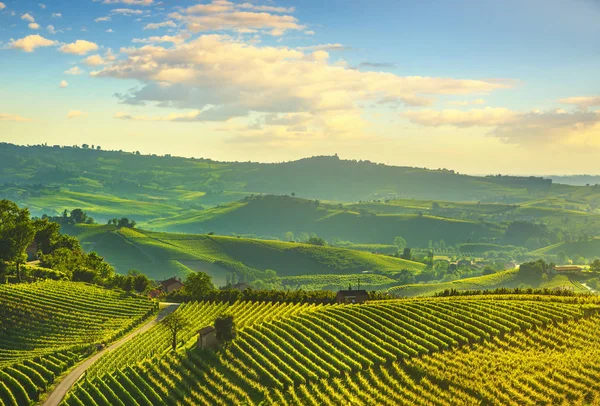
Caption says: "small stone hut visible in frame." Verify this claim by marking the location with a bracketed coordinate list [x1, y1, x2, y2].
[197, 326, 218, 350]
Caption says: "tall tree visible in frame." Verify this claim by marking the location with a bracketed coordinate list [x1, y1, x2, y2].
[162, 311, 189, 351]
[0, 200, 36, 281]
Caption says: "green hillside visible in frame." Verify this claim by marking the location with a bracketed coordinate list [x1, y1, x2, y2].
[64, 225, 426, 285]
[533, 238, 600, 258]
[387, 268, 591, 297]
[144, 195, 503, 247]
[3, 143, 600, 221]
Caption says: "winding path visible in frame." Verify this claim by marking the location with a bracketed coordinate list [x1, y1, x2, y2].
[43, 303, 180, 406]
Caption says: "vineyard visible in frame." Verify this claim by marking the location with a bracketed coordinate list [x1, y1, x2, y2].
[0, 281, 156, 405]
[61, 295, 600, 405]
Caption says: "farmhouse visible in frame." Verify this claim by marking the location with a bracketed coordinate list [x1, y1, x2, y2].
[552, 266, 583, 274]
[336, 289, 369, 304]
[160, 277, 184, 293]
[197, 326, 218, 350]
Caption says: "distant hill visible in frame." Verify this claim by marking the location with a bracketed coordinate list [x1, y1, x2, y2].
[144, 195, 504, 246]
[3, 142, 597, 220]
[64, 224, 425, 284]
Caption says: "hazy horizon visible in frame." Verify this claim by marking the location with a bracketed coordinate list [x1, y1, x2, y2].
[1, 0, 599, 175]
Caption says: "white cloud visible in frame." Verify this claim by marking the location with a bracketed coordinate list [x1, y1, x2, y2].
[132, 34, 189, 45]
[0, 113, 31, 122]
[60, 80, 68, 88]
[559, 96, 600, 110]
[100, 0, 153, 4]
[404, 106, 600, 148]
[59, 40, 99, 55]
[21, 13, 35, 23]
[447, 98, 487, 106]
[0, 2, 6, 10]
[298, 43, 349, 52]
[403, 107, 516, 127]
[92, 35, 508, 140]
[82, 54, 105, 66]
[64, 66, 84, 75]
[238, 3, 295, 13]
[106, 29, 114, 33]
[165, 1, 304, 36]
[111, 8, 144, 15]
[39, 3, 46, 9]
[47, 25, 56, 34]
[143, 20, 177, 30]
[95, 16, 111, 22]
[28, 22, 40, 30]
[67, 110, 88, 119]
[52, 13, 62, 18]
[9, 34, 56, 52]
[304, 30, 315, 35]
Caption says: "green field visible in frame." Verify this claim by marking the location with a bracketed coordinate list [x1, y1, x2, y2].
[387, 269, 591, 297]
[64, 225, 426, 285]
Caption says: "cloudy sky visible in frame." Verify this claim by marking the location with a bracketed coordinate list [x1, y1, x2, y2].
[1, 0, 599, 174]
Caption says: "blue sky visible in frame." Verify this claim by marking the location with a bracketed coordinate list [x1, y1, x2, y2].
[1, 0, 599, 174]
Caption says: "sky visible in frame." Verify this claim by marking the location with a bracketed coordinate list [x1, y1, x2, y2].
[0, 0, 599, 175]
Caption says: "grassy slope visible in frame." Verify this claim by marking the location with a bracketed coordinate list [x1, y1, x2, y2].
[65, 225, 426, 284]
[533, 238, 600, 258]
[144, 195, 503, 246]
[388, 269, 590, 297]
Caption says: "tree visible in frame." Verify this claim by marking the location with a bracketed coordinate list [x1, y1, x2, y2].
[184, 272, 214, 298]
[590, 259, 600, 272]
[214, 314, 237, 344]
[0, 200, 36, 281]
[291, 192, 296, 197]
[69, 209, 88, 224]
[162, 312, 189, 351]
[401, 247, 412, 261]
[393, 236, 406, 251]
[307, 236, 326, 246]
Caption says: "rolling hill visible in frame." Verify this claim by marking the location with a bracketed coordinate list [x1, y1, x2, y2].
[3, 143, 600, 223]
[386, 269, 591, 297]
[533, 238, 600, 258]
[64, 225, 426, 285]
[143, 195, 504, 246]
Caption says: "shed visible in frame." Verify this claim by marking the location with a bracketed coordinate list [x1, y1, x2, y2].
[336, 289, 369, 304]
[197, 326, 218, 350]
[553, 266, 583, 274]
[160, 277, 184, 293]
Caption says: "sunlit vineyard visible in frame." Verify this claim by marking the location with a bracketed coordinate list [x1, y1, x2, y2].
[0, 281, 156, 366]
[0, 350, 83, 406]
[284, 313, 600, 405]
[0, 281, 156, 406]
[87, 300, 325, 377]
[63, 295, 599, 405]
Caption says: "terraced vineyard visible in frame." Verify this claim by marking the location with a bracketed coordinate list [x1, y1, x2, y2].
[0, 281, 157, 405]
[62, 295, 600, 405]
